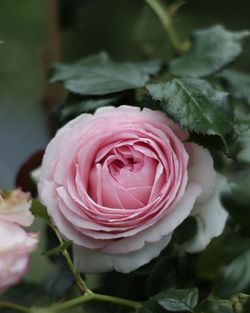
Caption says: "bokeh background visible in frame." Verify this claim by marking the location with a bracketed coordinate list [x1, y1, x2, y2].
[0, 0, 250, 282]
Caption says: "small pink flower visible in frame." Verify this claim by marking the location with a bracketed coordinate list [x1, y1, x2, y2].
[39, 106, 227, 273]
[0, 219, 38, 293]
[0, 189, 34, 227]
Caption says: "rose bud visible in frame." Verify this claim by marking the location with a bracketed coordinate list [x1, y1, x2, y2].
[38, 106, 227, 273]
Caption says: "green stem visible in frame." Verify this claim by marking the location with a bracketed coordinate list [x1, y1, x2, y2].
[52, 292, 142, 312]
[0, 301, 30, 313]
[145, 0, 188, 54]
[49, 223, 91, 294]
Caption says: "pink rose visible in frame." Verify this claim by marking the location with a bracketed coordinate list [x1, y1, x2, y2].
[38, 106, 227, 273]
[0, 219, 38, 293]
[0, 189, 34, 227]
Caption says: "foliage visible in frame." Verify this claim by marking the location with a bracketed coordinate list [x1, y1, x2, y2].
[169, 25, 249, 77]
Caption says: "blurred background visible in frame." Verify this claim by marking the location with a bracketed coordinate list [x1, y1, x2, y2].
[1, 0, 250, 190]
[0, 0, 250, 282]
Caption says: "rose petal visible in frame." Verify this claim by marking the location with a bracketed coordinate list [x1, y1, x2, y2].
[102, 182, 201, 254]
[183, 174, 228, 253]
[0, 219, 38, 294]
[188, 144, 216, 203]
[73, 234, 171, 273]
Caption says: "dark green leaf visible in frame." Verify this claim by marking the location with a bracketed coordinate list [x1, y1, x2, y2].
[139, 301, 165, 313]
[236, 129, 250, 163]
[187, 132, 235, 157]
[218, 69, 250, 105]
[43, 240, 72, 256]
[156, 288, 198, 312]
[170, 25, 250, 78]
[148, 253, 197, 296]
[197, 232, 250, 298]
[43, 267, 74, 300]
[215, 247, 250, 298]
[173, 216, 198, 245]
[45, 225, 68, 265]
[0, 282, 51, 310]
[146, 79, 233, 143]
[30, 199, 50, 222]
[148, 256, 179, 295]
[198, 233, 250, 281]
[243, 297, 250, 313]
[50, 52, 161, 95]
[221, 169, 250, 228]
[195, 297, 234, 313]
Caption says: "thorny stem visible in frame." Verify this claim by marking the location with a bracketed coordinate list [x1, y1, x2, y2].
[0, 221, 142, 313]
[49, 222, 91, 294]
[0, 301, 30, 313]
[145, 0, 189, 54]
[51, 292, 142, 312]
[0, 293, 142, 313]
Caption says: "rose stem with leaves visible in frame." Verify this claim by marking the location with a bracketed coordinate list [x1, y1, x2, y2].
[0, 220, 142, 313]
[49, 222, 90, 294]
[49, 222, 142, 311]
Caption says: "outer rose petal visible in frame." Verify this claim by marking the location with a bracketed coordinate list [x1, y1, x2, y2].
[182, 175, 228, 253]
[0, 189, 34, 227]
[73, 183, 201, 272]
[73, 234, 172, 273]
[188, 144, 216, 203]
[102, 182, 201, 254]
[0, 219, 38, 294]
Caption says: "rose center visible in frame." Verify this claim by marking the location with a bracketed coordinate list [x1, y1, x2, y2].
[88, 143, 164, 209]
[110, 157, 144, 173]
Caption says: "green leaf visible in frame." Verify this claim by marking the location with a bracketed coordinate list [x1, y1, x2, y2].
[148, 256, 179, 295]
[50, 52, 161, 95]
[198, 233, 250, 281]
[172, 216, 198, 245]
[218, 69, 250, 105]
[146, 78, 233, 142]
[43, 240, 72, 256]
[221, 169, 250, 228]
[236, 129, 250, 163]
[30, 199, 50, 222]
[170, 25, 250, 78]
[139, 301, 165, 313]
[215, 247, 250, 298]
[187, 132, 235, 157]
[156, 288, 199, 312]
[197, 232, 250, 298]
[195, 296, 234, 313]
